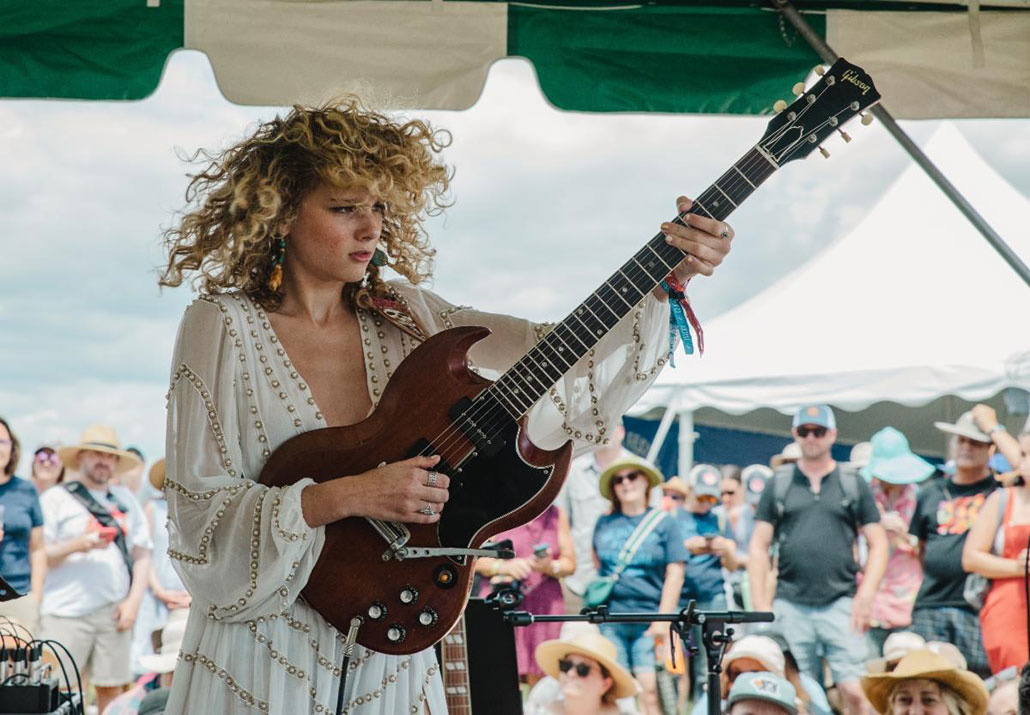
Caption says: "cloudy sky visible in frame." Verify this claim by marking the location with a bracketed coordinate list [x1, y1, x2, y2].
[1, 50, 1028, 472]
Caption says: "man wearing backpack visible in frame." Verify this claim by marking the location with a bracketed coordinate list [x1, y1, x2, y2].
[748, 405, 888, 715]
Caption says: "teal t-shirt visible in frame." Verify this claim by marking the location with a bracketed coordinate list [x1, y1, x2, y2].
[593, 509, 688, 612]
[0, 476, 44, 594]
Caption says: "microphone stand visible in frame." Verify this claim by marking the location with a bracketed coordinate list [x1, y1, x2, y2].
[502, 603, 774, 715]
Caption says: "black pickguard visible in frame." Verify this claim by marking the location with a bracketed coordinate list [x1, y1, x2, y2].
[436, 417, 553, 549]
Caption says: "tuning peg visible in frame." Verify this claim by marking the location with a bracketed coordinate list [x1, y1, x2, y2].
[773, 99, 788, 113]
[814, 65, 826, 76]
[838, 129, 852, 143]
[793, 82, 806, 96]
[861, 112, 874, 126]
[819, 146, 830, 159]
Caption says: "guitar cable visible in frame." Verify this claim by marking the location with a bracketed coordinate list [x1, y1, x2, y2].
[335, 617, 363, 715]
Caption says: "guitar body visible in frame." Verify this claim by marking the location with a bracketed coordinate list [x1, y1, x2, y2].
[258, 325, 573, 655]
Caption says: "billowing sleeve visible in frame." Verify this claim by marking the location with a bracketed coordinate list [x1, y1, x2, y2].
[397, 284, 671, 457]
[164, 297, 325, 622]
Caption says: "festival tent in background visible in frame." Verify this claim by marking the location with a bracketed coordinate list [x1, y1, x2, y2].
[3, 2, 1027, 118]
[630, 122, 1030, 474]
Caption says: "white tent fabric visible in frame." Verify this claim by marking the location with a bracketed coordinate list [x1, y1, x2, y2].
[633, 123, 1030, 453]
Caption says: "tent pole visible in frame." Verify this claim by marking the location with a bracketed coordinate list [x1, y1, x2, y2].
[677, 409, 695, 478]
[647, 405, 678, 465]
[775, 0, 1030, 288]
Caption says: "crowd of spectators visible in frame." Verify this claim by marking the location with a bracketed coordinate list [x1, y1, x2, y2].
[1, 399, 1028, 715]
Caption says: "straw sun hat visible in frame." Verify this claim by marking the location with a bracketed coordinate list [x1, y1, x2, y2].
[148, 458, 166, 491]
[535, 628, 640, 699]
[861, 650, 988, 715]
[57, 425, 142, 476]
[598, 456, 663, 500]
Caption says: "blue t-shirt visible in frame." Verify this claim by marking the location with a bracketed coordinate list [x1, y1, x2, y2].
[0, 476, 44, 594]
[676, 509, 726, 602]
[593, 509, 688, 612]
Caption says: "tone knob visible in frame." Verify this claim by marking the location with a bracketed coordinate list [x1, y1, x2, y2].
[417, 608, 438, 628]
[399, 586, 418, 605]
[367, 602, 386, 621]
[386, 625, 407, 643]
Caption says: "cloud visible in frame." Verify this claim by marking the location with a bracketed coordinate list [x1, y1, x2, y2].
[1, 51, 1028, 467]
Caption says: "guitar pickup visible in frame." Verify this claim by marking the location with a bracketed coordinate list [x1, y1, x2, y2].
[447, 397, 506, 456]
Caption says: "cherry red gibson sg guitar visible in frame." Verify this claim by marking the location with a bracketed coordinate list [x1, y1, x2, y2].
[259, 57, 882, 656]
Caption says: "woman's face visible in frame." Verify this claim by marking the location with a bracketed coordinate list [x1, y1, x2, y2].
[0, 424, 11, 475]
[32, 450, 62, 491]
[612, 469, 648, 509]
[890, 679, 950, 715]
[558, 654, 613, 703]
[285, 183, 384, 288]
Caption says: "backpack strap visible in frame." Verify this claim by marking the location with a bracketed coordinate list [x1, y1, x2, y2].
[771, 466, 795, 542]
[837, 464, 864, 534]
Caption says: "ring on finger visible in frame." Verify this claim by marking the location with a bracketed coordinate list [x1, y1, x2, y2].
[419, 504, 436, 517]
[427, 471, 438, 488]
[720, 226, 731, 239]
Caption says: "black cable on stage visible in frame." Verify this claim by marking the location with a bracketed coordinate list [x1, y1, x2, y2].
[35, 639, 84, 715]
[1, 672, 30, 686]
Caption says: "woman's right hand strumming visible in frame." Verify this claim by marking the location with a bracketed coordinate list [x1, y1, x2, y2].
[302, 454, 450, 528]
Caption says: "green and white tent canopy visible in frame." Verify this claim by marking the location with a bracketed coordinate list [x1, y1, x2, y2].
[3, 1, 1028, 117]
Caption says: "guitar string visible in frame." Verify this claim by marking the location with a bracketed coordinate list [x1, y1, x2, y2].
[404, 99, 857, 521]
[409, 144, 776, 474]
[411, 144, 781, 475]
[427, 91, 855, 466]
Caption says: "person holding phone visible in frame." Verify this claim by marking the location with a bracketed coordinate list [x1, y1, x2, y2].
[676, 464, 740, 702]
[475, 503, 576, 686]
[40, 425, 152, 715]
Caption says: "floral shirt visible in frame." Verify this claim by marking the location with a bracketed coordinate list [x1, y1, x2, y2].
[862, 481, 922, 628]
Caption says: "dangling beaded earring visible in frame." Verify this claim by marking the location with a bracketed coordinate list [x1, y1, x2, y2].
[371, 247, 388, 267]
[268, 236, 286, 291]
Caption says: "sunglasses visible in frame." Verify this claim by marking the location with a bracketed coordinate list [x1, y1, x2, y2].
[34, 452, 60, 466]
[559, 658, 606, 679]
[796, 425, 828, 438]
[611, 472, 643, 487]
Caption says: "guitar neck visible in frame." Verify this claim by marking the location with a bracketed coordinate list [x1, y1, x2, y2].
[441, 616, 472, 714]
[484, 146, 778, 418]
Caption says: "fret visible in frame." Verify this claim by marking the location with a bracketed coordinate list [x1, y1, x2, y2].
[732, 164, 757, 189]
[712, 182, 738, 208]
[692, 199, 714, 218]
[597, 280, 635, 312]
[536, 332, 576, 372]
[609, 269, 647, 304]
[582, 293, 621, 329]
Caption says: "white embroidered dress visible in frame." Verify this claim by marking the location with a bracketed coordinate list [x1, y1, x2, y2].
[163, 282, 671, 714]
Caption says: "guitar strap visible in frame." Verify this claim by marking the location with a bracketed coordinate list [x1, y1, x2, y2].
[369, 287, 430, 343]
[63, 482, 135, 583]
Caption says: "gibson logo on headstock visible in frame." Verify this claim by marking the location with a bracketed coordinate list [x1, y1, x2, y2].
[840, 70, 872, 96]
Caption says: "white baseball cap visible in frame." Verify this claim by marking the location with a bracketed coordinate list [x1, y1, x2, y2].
[725, 635, 786, 678]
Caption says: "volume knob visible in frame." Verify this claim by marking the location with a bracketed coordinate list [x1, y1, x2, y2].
[367, 602, 387, 621]
[417, 608, 438, 628]
[386, 625, 407, 643]
[399, 586, 418, 605]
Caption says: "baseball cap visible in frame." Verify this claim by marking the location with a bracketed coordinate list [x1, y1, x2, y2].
[727, 672, 798, 715]
[742, 464, 772, 506]
[725, 636, 786, 677]
[688, 463, 722, 500]
[792, 404, 836, 430]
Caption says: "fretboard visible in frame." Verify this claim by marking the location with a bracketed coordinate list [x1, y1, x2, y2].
[441, 616, 472, 714]
[481, 146, 778, 419]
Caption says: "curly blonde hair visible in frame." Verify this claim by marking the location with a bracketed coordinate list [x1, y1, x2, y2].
[159, 97, 452, 309]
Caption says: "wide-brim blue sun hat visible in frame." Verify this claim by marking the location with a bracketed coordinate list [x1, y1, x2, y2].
[859, 427, 935, 485]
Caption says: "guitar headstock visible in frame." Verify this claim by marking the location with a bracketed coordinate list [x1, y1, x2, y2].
[759, 58, 880, 165]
